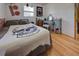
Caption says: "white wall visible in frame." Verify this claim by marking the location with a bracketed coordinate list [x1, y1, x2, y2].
[44, 3, 74, 37]
[4, 3, 75, 37]
[0, 3, 6, 18]
[5, 3, 45, 23]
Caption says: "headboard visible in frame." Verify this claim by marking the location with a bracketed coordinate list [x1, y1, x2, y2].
[0, 18, 5, 30]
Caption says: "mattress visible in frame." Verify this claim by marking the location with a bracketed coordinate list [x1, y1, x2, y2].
[0, 24, 50, 56]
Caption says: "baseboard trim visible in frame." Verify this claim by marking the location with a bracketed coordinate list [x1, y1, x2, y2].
[62, 33, 74, 39]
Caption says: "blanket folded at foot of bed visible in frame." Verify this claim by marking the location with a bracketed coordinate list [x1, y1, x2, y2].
[12, 24, 40, 38]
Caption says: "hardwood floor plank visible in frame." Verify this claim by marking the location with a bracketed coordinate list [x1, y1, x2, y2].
[46, 33, 79, 56]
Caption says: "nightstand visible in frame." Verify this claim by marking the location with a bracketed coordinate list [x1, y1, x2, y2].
[36, 19, 43, 27]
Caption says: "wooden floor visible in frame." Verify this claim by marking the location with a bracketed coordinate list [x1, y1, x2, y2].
[46, 33, 79, 56]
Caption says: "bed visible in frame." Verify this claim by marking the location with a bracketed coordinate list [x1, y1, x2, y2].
[0, 23, 51, 56]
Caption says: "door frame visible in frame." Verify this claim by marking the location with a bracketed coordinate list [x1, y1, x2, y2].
[74, 3, 78, 40]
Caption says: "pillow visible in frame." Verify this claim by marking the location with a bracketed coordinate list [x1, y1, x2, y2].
[5, 20, 18, 26]
[19, 19, 29, 25]
[5, 19, 29, 27]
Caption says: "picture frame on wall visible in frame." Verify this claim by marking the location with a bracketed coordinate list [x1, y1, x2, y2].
[36, 6, 43, 17]
[9, 4, 20, 16]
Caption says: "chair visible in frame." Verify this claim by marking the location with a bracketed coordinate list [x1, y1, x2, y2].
[43, 18, 50, 30]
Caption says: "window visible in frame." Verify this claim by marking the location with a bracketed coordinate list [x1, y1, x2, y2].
[24, 6, 34, 17]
